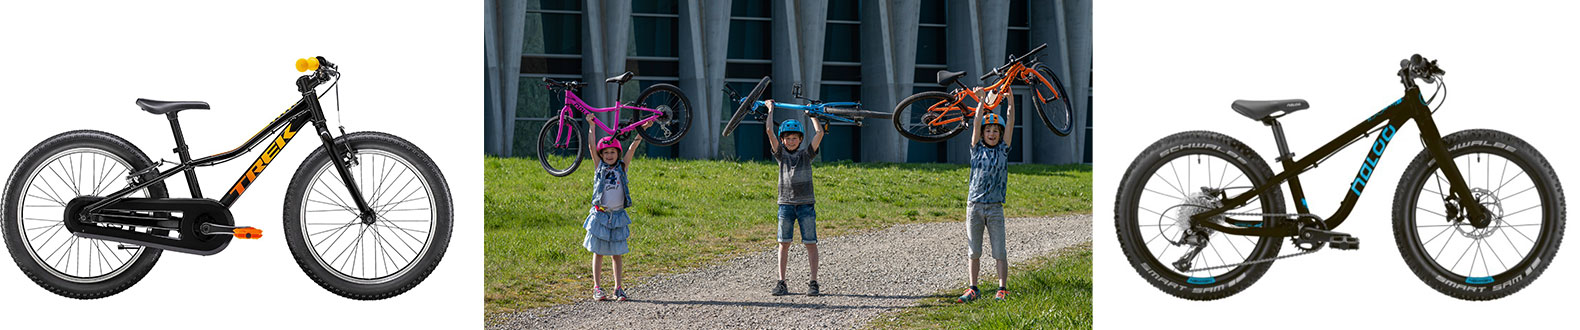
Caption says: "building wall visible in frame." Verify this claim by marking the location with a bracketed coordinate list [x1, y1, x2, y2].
[485, 0, 1092, 164]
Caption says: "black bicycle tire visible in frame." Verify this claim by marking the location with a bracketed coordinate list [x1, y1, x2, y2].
[724, 76, 771, 137]
[634, 83, 693, 146]
[536, 117, 585, 177]
[891, 91, 968, 143]
[1392, 129, 1564, 300]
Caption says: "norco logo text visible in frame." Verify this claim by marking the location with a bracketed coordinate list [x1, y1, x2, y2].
[1350, 124, 1398, 196]
[230, 124, 300, 195]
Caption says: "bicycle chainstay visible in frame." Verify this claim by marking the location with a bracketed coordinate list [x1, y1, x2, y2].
[1179, 211, 1324, 272]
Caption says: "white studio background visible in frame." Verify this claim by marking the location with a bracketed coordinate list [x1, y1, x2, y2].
[1096, 1, 1576, 329]
[0, 1, 480, 328]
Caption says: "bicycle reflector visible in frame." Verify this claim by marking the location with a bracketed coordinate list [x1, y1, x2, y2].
[296, 57, 320, 72]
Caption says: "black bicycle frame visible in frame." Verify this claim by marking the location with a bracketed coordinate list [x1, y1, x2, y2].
[1187, 86, 1485, 237]
[78, 87, 376, 219]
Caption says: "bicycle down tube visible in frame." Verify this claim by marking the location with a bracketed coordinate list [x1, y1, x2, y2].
[1185, 86, 1485, 237]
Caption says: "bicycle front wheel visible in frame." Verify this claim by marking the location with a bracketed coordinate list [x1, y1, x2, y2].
[284, 132, 453, 300]
[536, 117, 585, 177]
[723, 76, 770, 137]
[1393, 129, 1564, 300]
[634, 83, 692, 146]
[1029, 64, 1075, 136]
[891, 91, 969, 143]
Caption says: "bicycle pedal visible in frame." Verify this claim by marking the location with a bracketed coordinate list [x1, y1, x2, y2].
[1296, 227, 1359, 250]
[232, 227, 263, 239]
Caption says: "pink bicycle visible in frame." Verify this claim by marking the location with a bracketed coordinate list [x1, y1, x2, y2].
[537, 72, 692, 176]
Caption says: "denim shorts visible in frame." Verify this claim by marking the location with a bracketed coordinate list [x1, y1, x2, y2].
[777, 204, 817, 244]
[966, 202, 1006, 259]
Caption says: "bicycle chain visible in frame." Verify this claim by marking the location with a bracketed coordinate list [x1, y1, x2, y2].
[1181, 212, 1324, 272]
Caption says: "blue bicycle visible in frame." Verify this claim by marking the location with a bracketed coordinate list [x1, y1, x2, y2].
[722, 76, 892, 136]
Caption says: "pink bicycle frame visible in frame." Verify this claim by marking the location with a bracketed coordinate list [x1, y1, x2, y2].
[552, 89, 666, 147]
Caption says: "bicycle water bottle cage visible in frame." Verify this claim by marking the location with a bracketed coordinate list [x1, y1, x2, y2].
[1230, 99, 1309, 121]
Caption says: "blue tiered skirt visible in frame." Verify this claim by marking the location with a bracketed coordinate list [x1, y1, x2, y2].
[582, 208, 631, 255]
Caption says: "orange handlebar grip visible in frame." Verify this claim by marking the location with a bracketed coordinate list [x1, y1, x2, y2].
[233, 227, 263, 239]
[295, 57, 320, 72]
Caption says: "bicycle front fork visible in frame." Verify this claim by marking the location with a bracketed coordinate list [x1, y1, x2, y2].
[312, 116, 379, 225]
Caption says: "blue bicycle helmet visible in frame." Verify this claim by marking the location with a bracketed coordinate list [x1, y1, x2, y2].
[778, 119, 804, 138]
[981, 113, 1005, 128]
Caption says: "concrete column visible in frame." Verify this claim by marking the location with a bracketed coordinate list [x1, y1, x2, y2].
[581, 0, 631, 126]
[769, 0, 829, 156]
[678, 0, 733, 159]
[859, 0, 920, 163]
[1029, 0, 1090, 164]
[943, 0, 1010, 164]
[484, 0, 527, 156]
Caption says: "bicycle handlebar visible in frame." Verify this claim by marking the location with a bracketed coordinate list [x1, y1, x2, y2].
[542, 77, 588, 90]
[981, 43, 1049, 81]
[1398, 54, 1446, 85]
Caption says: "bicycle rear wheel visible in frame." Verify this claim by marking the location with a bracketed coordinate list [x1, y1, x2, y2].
[891, 91, 969, 143]
[633, 83, 692, 146]
[723, 76, 770, 137]
[536, 117, 585, 177]
[1029, 64, 1075, 136]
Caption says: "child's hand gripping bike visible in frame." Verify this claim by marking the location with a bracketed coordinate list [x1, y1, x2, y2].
[721, 76, 892, 136]
[536, 72, 692, 176]
[892, 43, 1074, 142]
[1114, 55, 1564, 300]
[3, 57, 453, 300]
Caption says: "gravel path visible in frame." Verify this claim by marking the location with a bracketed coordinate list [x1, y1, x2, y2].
[489, 214, 1091, 329]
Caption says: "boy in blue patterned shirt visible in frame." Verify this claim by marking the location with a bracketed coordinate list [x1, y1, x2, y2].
[958, 91, 1014, 303]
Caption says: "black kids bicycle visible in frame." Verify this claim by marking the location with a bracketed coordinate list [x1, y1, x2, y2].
[3, 57, 453, 300]
[1114, 55, 1563, 300]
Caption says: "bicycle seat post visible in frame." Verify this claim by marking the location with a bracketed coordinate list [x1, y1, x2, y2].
[1262, 118, 1295, 163]
[165, 112, 203, 198]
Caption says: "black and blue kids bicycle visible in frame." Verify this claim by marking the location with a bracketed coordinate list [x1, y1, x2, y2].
[722, 76, 893, 136]
[3, 57, 452, 300]
[1114, 55, 1564, 300]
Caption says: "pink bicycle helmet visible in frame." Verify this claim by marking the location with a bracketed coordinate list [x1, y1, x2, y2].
[596, 136, 622, 152]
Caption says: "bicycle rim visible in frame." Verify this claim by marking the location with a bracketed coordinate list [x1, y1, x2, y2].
[18, 148, 146, 283]
[299, 149, 437, 284]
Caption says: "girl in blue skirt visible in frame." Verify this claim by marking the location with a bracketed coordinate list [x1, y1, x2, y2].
[582, 113, 650, 301]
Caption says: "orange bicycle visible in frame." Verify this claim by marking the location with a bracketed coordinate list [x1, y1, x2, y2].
[892, 43, 1073, 142]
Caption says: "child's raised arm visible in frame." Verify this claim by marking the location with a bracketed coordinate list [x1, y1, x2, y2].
[809, 116, 826, 153]
[763, 100, 780, 152]
[625, 120, 652, 165]
[969, 88, 986, 147]
[1004, 92, 1016, 147]
[585, 112, 599, 155]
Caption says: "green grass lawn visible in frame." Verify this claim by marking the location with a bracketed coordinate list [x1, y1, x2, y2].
[484, 156, 1090, 313]
[868, 243, 1093, 330]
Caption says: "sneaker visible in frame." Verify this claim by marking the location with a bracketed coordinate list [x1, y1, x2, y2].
[957, 286, 980, 303]
[771, 280, 789, 296]
[613, 287, 629, 301]
[592, 287, 607, 301]
[807, 281, 821, 297]
[994, 287, 1009, 300]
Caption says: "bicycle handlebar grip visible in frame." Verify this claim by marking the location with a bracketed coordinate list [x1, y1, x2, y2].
[296, 57, 320, 72]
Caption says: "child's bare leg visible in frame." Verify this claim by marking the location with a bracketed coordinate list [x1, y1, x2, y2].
[612, 255, 625, 289]
[778, 242, 791, 281]
[968, 257, 980, 287]
[592, 254, 604, 288]
[996, 258, 1009, 288]
[806, 243, 819, 282]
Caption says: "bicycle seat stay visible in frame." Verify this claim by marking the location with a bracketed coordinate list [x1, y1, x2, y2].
[1231, 99, 1308, 121]
[136, 98, 210, 115]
